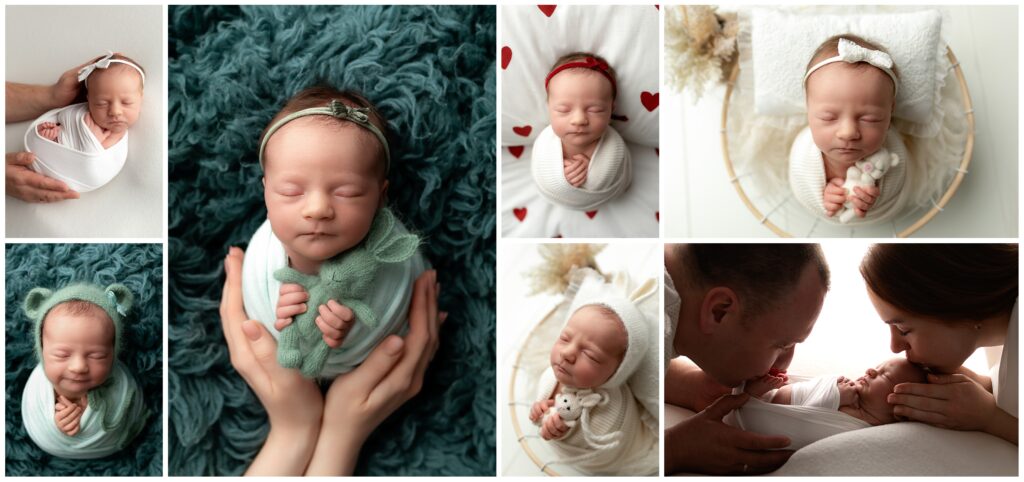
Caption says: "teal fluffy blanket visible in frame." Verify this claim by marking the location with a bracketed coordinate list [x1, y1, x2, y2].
[167, 5, 495, 475]
[5, 243, 163, 476]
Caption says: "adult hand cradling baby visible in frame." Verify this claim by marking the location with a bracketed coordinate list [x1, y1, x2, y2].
[220, 247, 443, 476]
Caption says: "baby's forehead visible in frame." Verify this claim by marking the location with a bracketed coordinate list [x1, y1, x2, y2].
[547, 70, 615, 97]
[263, 117, 385, 174]
[566, 305, 626, 338]
[42, 303, 115, 340]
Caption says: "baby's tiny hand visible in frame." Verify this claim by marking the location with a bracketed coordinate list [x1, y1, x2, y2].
[563, 154, 589, 187]
[823, 178, 846, 217]
[745, 374, 785, 398]
[530, 399, 554, 424]
[850, 186, 880, 218]
[274, 283, 309, 331]
[540, 412, 569, 440]
[837, 377, 859, 406]
[315, 299, 355, 348]
[37, 122, 61, 142]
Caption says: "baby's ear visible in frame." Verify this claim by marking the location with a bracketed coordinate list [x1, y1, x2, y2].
[23, 288, 53, 320]
[104, 283, 134, 315]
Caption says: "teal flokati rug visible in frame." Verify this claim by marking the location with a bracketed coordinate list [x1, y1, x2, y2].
[167, 5, 495, 476]
[5, 243, 163, 476]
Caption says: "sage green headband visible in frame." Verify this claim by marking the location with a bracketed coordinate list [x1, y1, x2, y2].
[258, 99, 391, 174]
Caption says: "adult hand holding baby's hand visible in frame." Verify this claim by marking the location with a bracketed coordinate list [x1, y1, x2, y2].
[540, 412, 569, 440]
[530, 399, 554, 424]
[221, 247, 323, 475]
[6, 152, 79, 203]
[563, 154, 590, 187]
[850, 186, 880, 218]
[665, 393, 793, 475]
[822, 178, 846, 217]
[306, 269, 443, 475]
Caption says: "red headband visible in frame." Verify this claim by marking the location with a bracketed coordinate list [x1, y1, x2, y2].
[544, 57, 617, 99]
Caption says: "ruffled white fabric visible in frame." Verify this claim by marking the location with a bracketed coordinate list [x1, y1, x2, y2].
[24, 103, 128, 192]
[788, 126, 911, 225]
[531, 125, 631, 211]
[22, 362, 147, 459]
[241, 218, 428, 379]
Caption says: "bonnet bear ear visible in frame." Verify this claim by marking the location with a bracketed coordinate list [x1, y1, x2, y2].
[23, 287, 53, 320]
[104, 283, 134, 316]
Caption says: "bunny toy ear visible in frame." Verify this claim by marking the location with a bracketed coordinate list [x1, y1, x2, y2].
[104, 283, 134, 316]
[23, 287, 54, 320]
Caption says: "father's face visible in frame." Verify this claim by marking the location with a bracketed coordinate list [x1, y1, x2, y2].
[705, 263, 826, 387]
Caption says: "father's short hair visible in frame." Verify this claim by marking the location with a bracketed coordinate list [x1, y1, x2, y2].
[677, 244, 830, 318]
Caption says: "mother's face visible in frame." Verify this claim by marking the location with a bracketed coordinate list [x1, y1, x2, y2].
[866, 288, 979, 373]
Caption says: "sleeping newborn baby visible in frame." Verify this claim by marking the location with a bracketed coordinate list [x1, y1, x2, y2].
[529, 298, 657, 475]
[37, 52, 144, 151]
[532, 52, 631, 211]
[20, 283, 147, 459]
[241, 86, 428, 379]
[790, 35, 910, 225]
[745, 357, 927, 425]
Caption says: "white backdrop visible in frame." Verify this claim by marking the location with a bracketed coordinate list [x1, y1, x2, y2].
[5, 5, 164, 238]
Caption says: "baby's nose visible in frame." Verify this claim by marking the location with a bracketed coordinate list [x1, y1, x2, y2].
[866, 368, 878, 378]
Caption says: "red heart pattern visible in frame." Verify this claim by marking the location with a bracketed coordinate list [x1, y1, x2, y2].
[538, 5, 557, 17]
[641, 91, 659, 111]
[501, 46, 512, 70]
[513, 207, 527, 221]
[512, 125, 532, 137]
[508, 146, 524, 158]
[585, 210, 598, 219]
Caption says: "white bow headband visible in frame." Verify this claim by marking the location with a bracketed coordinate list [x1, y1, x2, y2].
[803, 38, 898, 96]
[77, 51, 146, 87]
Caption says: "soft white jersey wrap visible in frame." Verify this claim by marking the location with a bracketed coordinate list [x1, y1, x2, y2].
[24, 103, 128, 193]
[531, 125, 631, 211]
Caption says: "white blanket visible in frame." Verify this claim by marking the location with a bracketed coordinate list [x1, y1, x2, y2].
[241, 218, 428, 379]
[789, 375, 841, 410]
[731, 378, 870, 451]
[788, 125, 911, 225]
[21, 362, 147, 459]
[23, 103, 128, 193]
[531, 125, 631, 211]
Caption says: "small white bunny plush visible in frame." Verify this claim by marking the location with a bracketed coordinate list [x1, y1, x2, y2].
[838, 149, 900, 224]
[555, 392, 583, 425]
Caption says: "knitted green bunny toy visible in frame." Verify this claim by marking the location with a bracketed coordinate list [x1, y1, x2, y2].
[274, 207, 420, 378]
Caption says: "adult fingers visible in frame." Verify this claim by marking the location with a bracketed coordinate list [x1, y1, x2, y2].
[893, 404, 948, 426]
[22, 169, 76, 195]
[925, 373, 973, 385]
[732, 425, 792, 451]
[238, 320, 277, 392]
[8, 151, 37, 167]
[887, 393, 948, 413]
[893, 381, 950, 399]
[701, 393, 752, 421]
[736, 448, 795, 474]
[352, 335, 406, 402]
[374, 271, 436, 400]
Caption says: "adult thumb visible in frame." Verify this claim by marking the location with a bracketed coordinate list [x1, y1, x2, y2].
[241, 320, 278, 364]
[703, 392, 750, 421]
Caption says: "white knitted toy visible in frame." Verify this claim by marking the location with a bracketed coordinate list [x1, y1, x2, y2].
[837, 149, 900, 224]
[554, 391, 583, 423]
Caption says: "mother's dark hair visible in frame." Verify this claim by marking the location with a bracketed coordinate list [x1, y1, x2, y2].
[860, 244, 1018, 323]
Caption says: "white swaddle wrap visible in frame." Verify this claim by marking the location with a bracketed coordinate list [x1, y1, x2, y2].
[531, 125, 632, 211]
[731, 376, 870, 451]
[535, 368, 658, 475]
[788, 126, 910, 225]
[22, 361, 147, 459]
[789, 375, 842, 410]
[23, 103, 128, 193]
[241, 218, 428, 379]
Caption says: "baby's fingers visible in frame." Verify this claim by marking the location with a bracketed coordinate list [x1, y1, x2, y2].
[275, 302, 307, 321]
[277, 289, 309, 308]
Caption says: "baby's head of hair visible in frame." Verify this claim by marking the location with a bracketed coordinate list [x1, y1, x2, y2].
[547, 52, 617, 101]
[805, 35, 900, 102]
[260, 85, 391, 180]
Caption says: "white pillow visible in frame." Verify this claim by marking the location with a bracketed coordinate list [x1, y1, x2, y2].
[751, 8, 942, 124]
[500, 5, 659, 148]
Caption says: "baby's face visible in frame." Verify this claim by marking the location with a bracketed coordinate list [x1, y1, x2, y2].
[546, 70, 614, 151]
[854, 358, 923, 424]
[86, 67, 143, 134]
[263, 118, 387, 273]
[549, 305, 627, 389]
[41, 307, 115, 399]
[806, 63, 894, 166]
